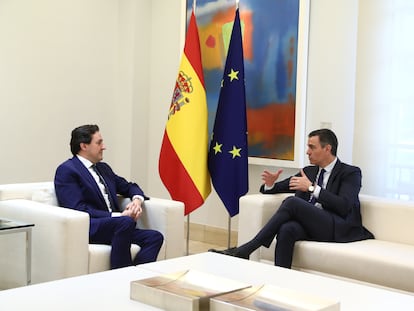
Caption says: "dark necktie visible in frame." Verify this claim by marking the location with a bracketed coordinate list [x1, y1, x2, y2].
[92, 164, 113, 210]
[310, 168, 325, 205]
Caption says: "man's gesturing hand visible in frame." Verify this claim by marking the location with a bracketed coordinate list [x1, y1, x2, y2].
[289, 169, 312, 191]
[261, 169, 283, 187]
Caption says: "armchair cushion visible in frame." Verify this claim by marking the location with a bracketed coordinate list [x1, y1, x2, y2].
[0, 182, 58, 206]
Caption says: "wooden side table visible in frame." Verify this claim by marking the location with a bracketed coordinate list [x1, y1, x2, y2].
[0, 219, 34, 285]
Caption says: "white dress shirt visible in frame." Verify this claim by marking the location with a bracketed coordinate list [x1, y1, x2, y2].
[77, 155, 112, 212]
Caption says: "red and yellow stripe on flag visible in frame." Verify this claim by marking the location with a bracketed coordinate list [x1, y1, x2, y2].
[159, 10, 211, 215]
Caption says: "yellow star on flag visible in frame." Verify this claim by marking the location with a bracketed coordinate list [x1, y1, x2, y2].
[228, 68, 239, 82]
[229, 145, 242, 159]
[213, 142, 223, 155]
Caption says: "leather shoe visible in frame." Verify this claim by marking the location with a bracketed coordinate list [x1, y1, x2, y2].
[208, 247, 249, 260]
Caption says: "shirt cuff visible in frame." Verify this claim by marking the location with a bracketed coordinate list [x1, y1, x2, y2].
[132, 195, 144, 202]
[313, 185, 321, 198]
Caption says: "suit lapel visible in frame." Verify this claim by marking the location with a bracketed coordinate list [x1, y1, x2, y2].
[72, 156, 107, 206]
[326, 159, 342, 190]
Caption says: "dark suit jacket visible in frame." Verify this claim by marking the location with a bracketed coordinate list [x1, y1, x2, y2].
[54, 156, 147, 234]
[260, 159, 374, 242]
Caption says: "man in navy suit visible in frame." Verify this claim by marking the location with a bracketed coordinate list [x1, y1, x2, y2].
[54, 124, 163, 269]
[211, 128, 374, 268]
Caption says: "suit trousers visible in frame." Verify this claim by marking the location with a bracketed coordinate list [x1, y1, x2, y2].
[254, 196, 334, 268]
[90, 216, 163, 269]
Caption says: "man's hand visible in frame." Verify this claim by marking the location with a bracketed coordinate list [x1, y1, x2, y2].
[261, 169, 283, 187]
[121, 198, 143, 221]
[289, 169, 312, 191]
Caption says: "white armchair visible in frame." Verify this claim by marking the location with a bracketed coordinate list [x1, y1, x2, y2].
[0, 182, 184, 289]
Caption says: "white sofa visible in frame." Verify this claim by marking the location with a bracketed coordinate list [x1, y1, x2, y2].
[238, 193, 414, 294]
[0, 182, 184, 289]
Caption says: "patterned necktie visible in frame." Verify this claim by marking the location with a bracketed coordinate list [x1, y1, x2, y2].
[92, 164, 113, 211]
[310, 168, 325, 205]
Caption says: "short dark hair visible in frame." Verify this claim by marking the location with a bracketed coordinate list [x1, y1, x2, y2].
[70, 124, 100, 156]
[308, 128, 338, 156]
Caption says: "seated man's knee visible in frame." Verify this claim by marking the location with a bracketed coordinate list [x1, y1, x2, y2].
[282, 196, 303, 205]
[152, 230, 164, 246]
[115, 216, 136, 232]
[279, 196, 303, 211]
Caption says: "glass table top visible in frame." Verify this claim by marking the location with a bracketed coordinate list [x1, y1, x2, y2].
[0, 218, 34, 231]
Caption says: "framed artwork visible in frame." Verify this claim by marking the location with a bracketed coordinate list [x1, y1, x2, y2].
[186, 0, 310, 167]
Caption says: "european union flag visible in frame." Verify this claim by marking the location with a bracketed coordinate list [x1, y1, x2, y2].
[208, 8, 248, 217]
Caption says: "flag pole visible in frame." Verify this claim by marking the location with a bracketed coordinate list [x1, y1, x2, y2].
[186, 214, 190, 255]
[228, 0, 239, 250]
[227, 215, 232, 248]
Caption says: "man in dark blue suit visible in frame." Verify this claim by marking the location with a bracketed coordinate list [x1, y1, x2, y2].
[54, 124, 163, 269]
[211, 128, 374, 268]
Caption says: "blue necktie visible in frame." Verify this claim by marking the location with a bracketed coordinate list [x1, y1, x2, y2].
[310, 168, 325, 205]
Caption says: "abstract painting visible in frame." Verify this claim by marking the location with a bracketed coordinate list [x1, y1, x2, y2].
[187, 0, 309, 166]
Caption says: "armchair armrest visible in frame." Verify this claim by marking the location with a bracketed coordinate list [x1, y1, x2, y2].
[238, 193, 293, 261]
[138, 198, 185, 259]
[0, 199, 89, 285]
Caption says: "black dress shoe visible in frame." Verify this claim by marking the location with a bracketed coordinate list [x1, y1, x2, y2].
[208, 247, 249, 260]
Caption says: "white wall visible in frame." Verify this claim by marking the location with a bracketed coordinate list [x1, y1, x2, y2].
[353, 0, 392, 196]
[0, 0, 165, 185]
[305, 0, 359, 161]
[0, 0, 139, 182]
[0, 0, 360, 230]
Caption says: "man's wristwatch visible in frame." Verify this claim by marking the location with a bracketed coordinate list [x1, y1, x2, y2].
[308, 185, 315, 193]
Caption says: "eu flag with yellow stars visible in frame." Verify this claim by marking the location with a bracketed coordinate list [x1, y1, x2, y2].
[208, 8, 248, 217]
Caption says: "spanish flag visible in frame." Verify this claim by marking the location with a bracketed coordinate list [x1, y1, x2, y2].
[159, 10, 211, 215]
